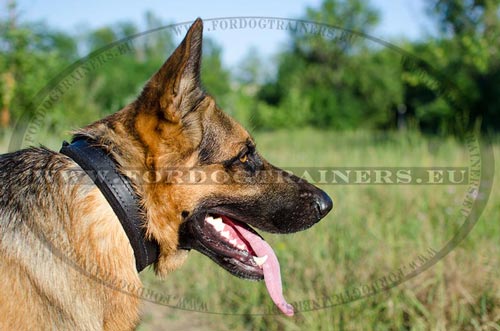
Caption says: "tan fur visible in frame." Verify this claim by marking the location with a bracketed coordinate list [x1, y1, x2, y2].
[0, 172, 141, 330]
[0, 19, 210, 331]
[0, 19, 242, 330]
[0, 18, 332, 330]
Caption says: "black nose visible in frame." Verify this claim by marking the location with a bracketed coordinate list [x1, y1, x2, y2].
[314, 189, 333, 218]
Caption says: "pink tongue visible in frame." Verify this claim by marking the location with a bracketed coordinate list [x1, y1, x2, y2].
[222, 217, 294, 316]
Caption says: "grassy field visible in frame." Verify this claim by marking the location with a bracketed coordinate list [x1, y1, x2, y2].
[1, 129, 498, 330]
[138, 130, 500, 331]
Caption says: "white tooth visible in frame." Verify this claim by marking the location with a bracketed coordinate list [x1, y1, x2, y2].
[253, 255, 268, 266]
[206, 216, 224, 232]
[237, 244, 246, 250]
[212, 219, 225, 232]
[221, 231, 230, 239]
[229, 239, 238, 246]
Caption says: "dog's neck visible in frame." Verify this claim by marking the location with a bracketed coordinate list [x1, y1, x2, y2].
[60, 137, 159, 272]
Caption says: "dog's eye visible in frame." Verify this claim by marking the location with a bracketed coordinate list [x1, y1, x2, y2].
[239, 154, 248, 163]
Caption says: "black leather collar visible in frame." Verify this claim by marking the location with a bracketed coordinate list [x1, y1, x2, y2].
[60, 137, 159, 272]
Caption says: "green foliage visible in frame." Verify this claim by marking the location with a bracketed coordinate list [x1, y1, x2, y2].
[0, 18, 77, 128]
[0, 6, 231, 141]
[245, 0, 500, 134]
[201, 39, 231, 106]
[252, 0, 406, 131]
[136, 129, 500, 331]
[412, 0, 500, 132]
[1, 0, 500, 138]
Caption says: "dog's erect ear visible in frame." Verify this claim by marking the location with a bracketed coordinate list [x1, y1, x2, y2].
[137, 18, 204, 123]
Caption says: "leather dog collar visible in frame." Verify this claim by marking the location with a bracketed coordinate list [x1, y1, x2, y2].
[60, 137, 159, 272]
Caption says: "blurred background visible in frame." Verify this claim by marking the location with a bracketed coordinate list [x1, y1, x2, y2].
[1, 0, 499, 330]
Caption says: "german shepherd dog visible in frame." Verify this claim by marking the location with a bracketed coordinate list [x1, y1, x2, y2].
[0, 19, 332, 330]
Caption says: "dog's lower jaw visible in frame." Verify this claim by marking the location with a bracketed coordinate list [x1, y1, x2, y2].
[154, 249, 190, 278]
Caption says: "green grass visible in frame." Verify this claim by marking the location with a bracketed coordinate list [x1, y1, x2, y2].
[138, 129, 500, 331]
[1, 129, 498, 330]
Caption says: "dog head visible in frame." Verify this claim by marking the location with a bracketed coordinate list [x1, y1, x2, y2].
[79, 19, 332, 286]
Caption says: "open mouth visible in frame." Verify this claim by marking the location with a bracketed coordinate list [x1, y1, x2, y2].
[178, 212, 294, 316]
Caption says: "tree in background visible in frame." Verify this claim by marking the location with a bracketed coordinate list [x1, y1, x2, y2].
[254, 0, 405, 130]
[1, 0, 499, 136]
[404, 0, 500, 133]
[0, 1, 77, 131]
[253, 0, 500, 134]
[0, 6, 230, 138]
[200, 38, 231, 107]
